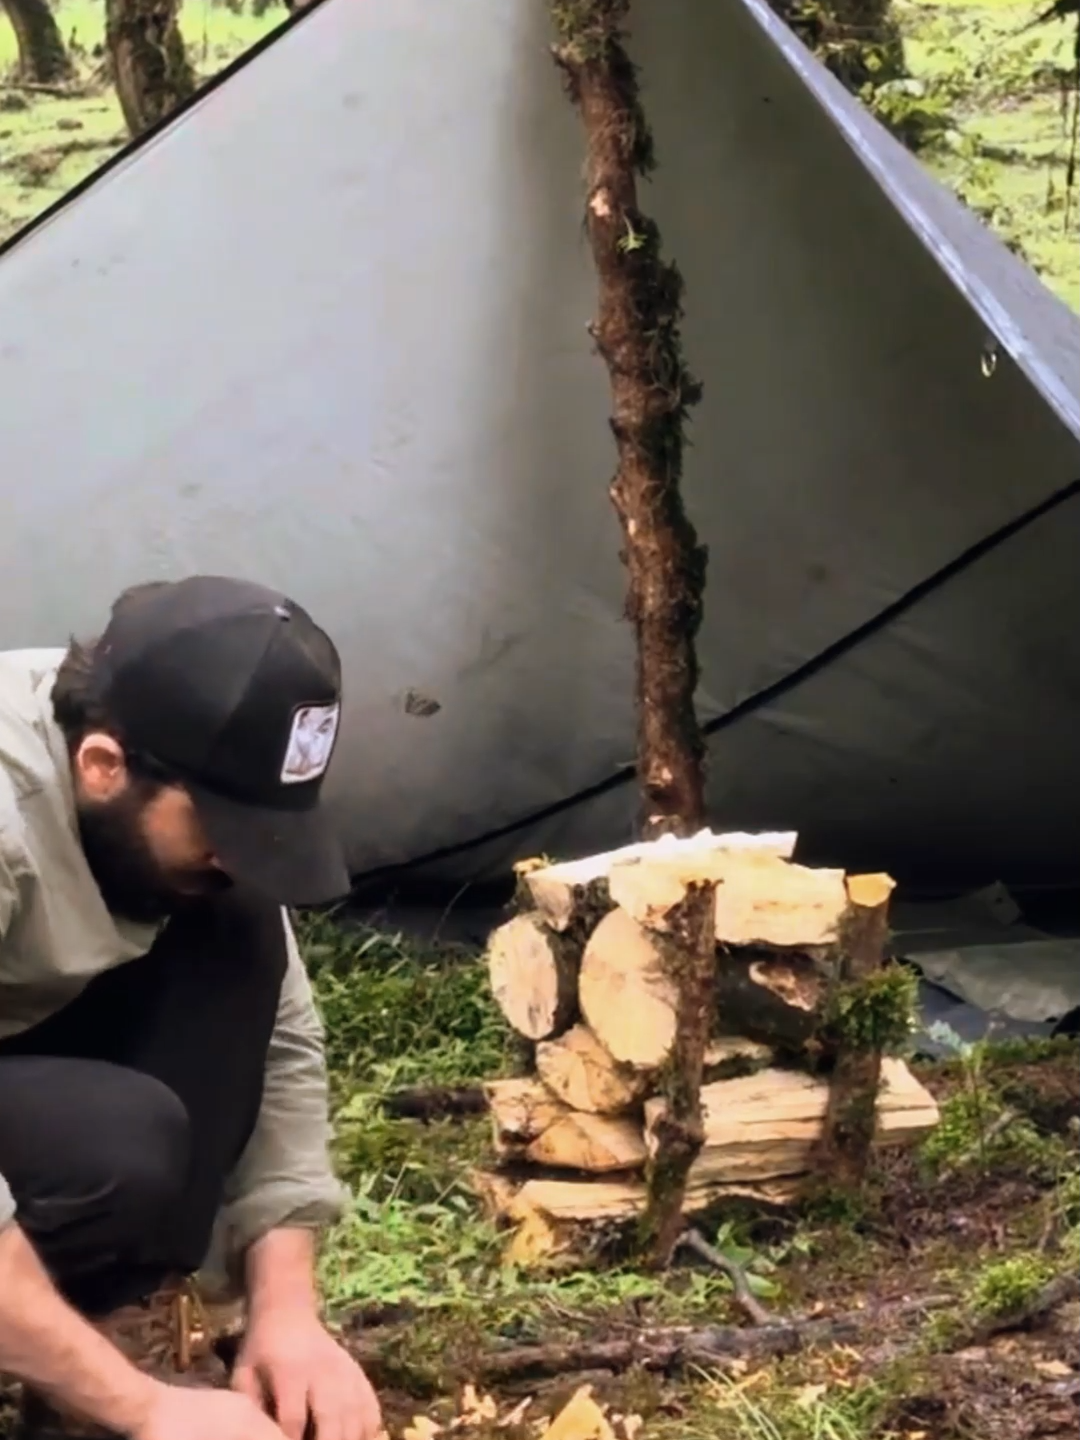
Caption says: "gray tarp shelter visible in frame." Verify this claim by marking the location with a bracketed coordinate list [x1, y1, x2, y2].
[1, 0, 1079, 1013]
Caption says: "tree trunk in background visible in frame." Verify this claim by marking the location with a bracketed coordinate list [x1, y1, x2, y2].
[1, 0, 73, 84]
[106, 0, 195, 138]
[551, 0, 708, 841]
[772, 0, 905, 91]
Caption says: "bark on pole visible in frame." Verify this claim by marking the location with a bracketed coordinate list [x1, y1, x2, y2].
[1, 0, 72, 84]
[105, 0, 195, 139]
[636, 877, 719, 1266]
[813, 874, 899, 1188]
[550, 0, 708, 842]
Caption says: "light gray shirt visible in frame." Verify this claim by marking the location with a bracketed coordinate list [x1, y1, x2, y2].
[0, 648, 346, 1263]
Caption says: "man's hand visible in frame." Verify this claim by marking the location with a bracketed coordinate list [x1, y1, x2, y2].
[133, 1384, 288, 1440]
[233, 1306, 382, 1440]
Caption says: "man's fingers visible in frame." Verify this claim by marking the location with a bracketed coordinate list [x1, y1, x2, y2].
[270, 1367, 312, 1440]
[231, 1362, 264, 1408]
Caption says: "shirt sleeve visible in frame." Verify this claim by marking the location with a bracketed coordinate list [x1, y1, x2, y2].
[1, 846, 20, 1230]
[214, 909, 347, 1259]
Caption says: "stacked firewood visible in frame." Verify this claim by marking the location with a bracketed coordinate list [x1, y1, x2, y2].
[473, 830, 939, 1238]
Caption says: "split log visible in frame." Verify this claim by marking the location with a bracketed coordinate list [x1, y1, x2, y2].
[487, 914, 580, 1041]
[608, 848, 849, 948]
[517, 829, 796, 932]
[702, 1035, 776, 1079]
[535, 1023, 649, 1115]
[644, 1058, 939, 1185]
[526, 1112, 647, 1174]
[474, 1171, 800, 1225]
[485, 1077, 571, 1150]
[578, 907, 680, 1069]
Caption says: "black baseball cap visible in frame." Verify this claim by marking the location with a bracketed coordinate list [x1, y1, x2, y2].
[88, 575, 350, 907]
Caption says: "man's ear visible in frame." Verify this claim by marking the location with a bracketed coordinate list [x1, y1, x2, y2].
[73, 732, 129, 802]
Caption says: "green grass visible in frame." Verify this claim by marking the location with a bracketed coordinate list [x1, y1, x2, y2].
[0, 0, 284, 242]
[893, 0, 1079, 309]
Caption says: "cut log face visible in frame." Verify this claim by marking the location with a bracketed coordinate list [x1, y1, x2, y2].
[578, 907, 679, 1069]
[525, 1112, 647, 1173]
[535, 1023, 648, 1115]
[487, 913, 579, 1040]
[517, 829, 797, 932]
[484, 1077, 570, 1146]
[643, 1059, 938, 1184]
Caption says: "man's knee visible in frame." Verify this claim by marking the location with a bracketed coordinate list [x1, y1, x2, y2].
[0, 1056, 191, 1249]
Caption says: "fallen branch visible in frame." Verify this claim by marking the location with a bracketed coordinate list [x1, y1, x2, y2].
[675, 1228, 772, 1326]
[380, 1086, 488, 1122]
[336, 1292, 954, 1389]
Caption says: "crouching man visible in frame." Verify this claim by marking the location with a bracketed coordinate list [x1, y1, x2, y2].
[0, 576, 382, 1440]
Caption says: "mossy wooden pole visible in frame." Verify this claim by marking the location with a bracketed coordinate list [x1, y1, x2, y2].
[637, 878, 719, 1267]
[814, 874, 908, 1188]
[550, 0, 707, 841]
[551, 0, 712, 1265]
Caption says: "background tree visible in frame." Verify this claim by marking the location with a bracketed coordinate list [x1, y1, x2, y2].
[105, 0, 195, 137]
[773, 0, 905, 90]
[0, 0, 73, 85]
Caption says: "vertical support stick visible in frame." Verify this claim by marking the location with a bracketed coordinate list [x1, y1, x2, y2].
[550, 1, 708, 839]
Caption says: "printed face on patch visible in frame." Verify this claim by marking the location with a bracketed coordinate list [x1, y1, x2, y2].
[281, 702, 341, 784]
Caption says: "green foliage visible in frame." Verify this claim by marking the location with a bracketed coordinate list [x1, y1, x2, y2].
[918, 1022, 1074, 1181]
[823, 964, 919, 1054]
[864, 77, 955, 150]
[299, 912, 517, 1104]
[967, 1252, 1055, 1319]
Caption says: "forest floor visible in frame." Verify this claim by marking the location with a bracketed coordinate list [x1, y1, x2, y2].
[0, 913, 1077, 1439]
[1, 0, 1078, 310]
[259, 919, 1079, 1438]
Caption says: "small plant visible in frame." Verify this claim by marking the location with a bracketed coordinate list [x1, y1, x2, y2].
[968, 1252, 1055, 1319]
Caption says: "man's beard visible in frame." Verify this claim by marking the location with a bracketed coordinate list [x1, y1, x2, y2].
[77, 785, 233, 926]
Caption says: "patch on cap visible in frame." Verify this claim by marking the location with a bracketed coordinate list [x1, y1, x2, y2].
[281, 702, 341, 785]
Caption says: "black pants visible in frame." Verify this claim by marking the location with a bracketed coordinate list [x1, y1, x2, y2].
[0, 889, 287, 1316]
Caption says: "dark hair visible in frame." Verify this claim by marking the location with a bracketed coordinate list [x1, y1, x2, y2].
[50, 582, 180, 786]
